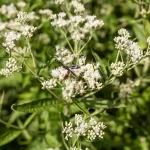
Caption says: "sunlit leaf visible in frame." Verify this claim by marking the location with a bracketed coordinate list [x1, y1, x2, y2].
[12, 98, 63, 113]
[0, 130, 21, 146]
[133, 24, 146, 41]
[143, 19, 150, 37]
[45, 133, 60, 147]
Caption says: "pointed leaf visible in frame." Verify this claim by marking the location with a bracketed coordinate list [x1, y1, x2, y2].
[83, 99, 126, 109]
[12, 98, 62, 113]
[143, 19, 150, 37]
[0, 130, 21, 146]
[72, 99, 90, 115]
[133, 24, 146, 41]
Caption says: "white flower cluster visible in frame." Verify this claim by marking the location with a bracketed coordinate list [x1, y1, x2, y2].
[41, 79, 57, 89]
[41, 47, 102, 99]
[110, 61, 125, 76]
[0, 3, 17, 18]
[80, 63, 102, 89]
[147, 37, 150, 45]
[55, 0, 65, 5]
[70, 147, 90, 150]
[0, 57, 22, 77]
[20, 25, 37, 38]
[51, 66, 69, 81]
[62, 114, 106, 141]
[46, 148, 59, 150]
[16, 12, 37, 38]
[16, 11, 28, 23]
[39, 9, 53, 16]
[51, 14, 104, 41]
[28, 11, 39, 21]
[2, 11, 37, 54]
[114, 28, 143, 63]
[71, 0, 85, 13]
[62, 79, 85, 99]
[51, 12, 69, 28]
[51, 0, 104, 41]
[0, 22, 7, 31]
[119, 79, 135, 100]
[2, 31, 21, 51]
[55, 45, 74, 65]
[16, 1, 26, 8]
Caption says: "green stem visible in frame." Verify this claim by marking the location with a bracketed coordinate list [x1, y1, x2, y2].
[61, 131, 70, 150]
[17, 119, 32, 141]
[73, 136, 79, 147]
[26, 38, 37, 70]
[115, 50, 120, 63]
[78, 36, 92, 55]
[0, 119, 23, 130]
[23, 113, 36, 128]
[61, 30, 74, 53]
[0, 91, 4, 118]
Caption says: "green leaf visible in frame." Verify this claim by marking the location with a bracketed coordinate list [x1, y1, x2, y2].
[143, 19, 150, 37]
[45, 133, 60, 147]
[0, 130, 21, 146]
[133, 24, 146, 41]
[12, 98, 62, 113]
[60, 112, 70, 123]
[72, 99, 90, 115]
[83, 99, 126, 109]
[91, 51, 108, 79]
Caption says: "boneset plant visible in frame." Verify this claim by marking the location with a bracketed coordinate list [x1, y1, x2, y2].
[0, 0, 150, 150]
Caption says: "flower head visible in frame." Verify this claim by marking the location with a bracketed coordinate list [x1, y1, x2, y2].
[0, 58, 22, 77]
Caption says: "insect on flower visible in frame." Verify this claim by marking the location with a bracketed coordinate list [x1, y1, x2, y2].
[63, 65, 80, 79]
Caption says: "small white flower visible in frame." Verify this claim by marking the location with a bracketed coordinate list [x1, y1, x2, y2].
[114, 29, 143, 63]
[39, 9, 52, 16]
[17, 1, 26, 8]
[110, 61, 125, 76]
[62, 121, 73, 140]
[21, 25, 37, 38]
[0, 3, 17, 18]
[114, 36, 129, 50]
[74, 122, 88, 136]
[119, 79, 135, 99]
[81, 63, 102, 89]
[2, 31, 21, 51]
[62, 114, 106, 141]
[118, 28, 130, 38]
[147, 37, 150, 45]
[78, 56, 86, 66]
[71, 0, 85, 13]
[16, 12, 28, 23]
[0, 58, 22, 77]
[75, 114, 83, 125]
[87, 129, 96, 140]
[89, 118, 97, 126]
[28, 11, 39, 20]
[55, 0, 65, 5]
[0, 22, 7, 31]
[41, 79, 57, 89]
[51, 67, 68, 80]
[126, 41, 143, 63]
[84, 15, 104, 30]
[51, 12, 69, 28]
[70, 147, 82, 150]
[55, 46, 74, 65]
